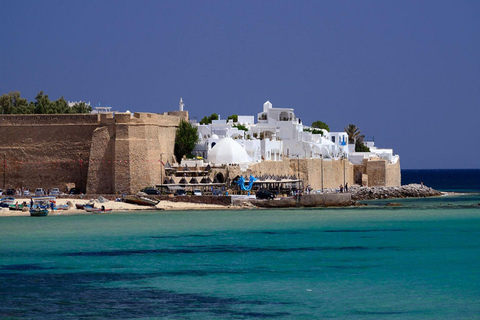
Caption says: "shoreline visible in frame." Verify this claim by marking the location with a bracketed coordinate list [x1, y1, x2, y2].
[0, 197, 232, 217]
[1, 184, 474, 217]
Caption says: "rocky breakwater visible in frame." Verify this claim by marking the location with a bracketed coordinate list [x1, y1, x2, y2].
[348, 184, 442, 201]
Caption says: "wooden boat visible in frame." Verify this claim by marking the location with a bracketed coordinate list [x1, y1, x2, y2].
[53, 205, 70, 210]
[30, 207, 49, 217]
[76, 203, 95, 210]
[92, 208, 112, 214]
[84, 206, 94, 212]
[9, 204, 25, 211]
[0, 197, 15, 208]
[123, 195, 159, 206]
[29, 196, 55, 217]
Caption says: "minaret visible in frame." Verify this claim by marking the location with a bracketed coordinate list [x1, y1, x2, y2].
[179, 98, 184, 111]
[263, 100, 272, 112]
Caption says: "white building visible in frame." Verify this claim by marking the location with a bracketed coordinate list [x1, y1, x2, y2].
[192, 100, 397, 168]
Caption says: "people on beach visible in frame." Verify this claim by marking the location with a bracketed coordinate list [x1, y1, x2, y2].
[339, 185, 344, 193]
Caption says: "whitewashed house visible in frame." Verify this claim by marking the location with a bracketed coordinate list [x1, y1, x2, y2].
[192, 100, 354, 168]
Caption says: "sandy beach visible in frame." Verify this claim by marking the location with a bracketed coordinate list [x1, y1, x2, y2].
[0, 197, 230, 217]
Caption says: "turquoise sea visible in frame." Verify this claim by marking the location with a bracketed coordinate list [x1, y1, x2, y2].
[1, 170, 479, 319]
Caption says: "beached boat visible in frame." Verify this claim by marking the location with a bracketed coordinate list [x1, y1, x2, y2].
[123, 195, 159, 206]
[84, 206, 94, 212]
[92, 208, 112, 214]
[9, 204, 26, 211]
[29, 196, 56, 217]
[53, 205, 70, 210]
[0, 197, 15, 208]
[30, 207, 49, 217]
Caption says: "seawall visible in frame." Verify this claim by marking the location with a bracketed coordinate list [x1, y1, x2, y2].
[251, 193, 352, 208]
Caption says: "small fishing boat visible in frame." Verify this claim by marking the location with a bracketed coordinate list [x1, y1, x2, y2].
[92, 208, 112, 214]
[30, 206, 49, 217]
[29, 196, 56, 217]
[123, 195, 159, 206]
[76, 203, 95, 210]
[84, 206, 94, 212]
[0, 197, 15, 208]
[53, 205, 70, 210]
[9, 203, 26, 211]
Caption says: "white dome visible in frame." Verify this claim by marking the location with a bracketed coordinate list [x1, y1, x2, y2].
[211, 134, 219, 139]
[208, 137, 252, 165]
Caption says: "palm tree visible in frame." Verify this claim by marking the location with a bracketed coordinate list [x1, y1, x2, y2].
[344, 124, 361, 144]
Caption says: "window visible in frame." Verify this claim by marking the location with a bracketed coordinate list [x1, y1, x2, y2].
[332, 136, 336, 143]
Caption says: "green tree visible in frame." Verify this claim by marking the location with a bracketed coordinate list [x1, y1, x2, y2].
[174, 119, 199, 162]
[70, 101, 93, 113]
[50, 96, 68, 113]
[355, 139, 370, 152]
[233, 123, 248, 131]
[199, 113, 219, 125]
[344, 124, 361, 144]
[0, 91, 29, 114]
[34, 91, 52, 114]
[311, 120, 330, 132]
[227, 114, 238, 122]
[1, 91, 92, 114]
[303, 127, 323, 135]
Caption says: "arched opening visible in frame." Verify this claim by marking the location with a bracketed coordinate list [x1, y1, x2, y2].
[211, 142, 216, 148]
[216, 172, 225, 183]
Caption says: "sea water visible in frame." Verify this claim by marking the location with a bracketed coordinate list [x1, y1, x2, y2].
[1, 171, 479, 319]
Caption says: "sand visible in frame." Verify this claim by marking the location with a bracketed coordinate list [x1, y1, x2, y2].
[0, 197, 230, 217]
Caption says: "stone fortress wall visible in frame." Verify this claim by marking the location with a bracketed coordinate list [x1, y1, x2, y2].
[0, 111, 399, 194]
[226, 157, 400, 191]
[0, 112, 182, 194]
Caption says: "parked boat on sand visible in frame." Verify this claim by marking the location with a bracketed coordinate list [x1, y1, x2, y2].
[92, 207, 112, 214]
[123, 195, 159, 206]
[0, 197, 15, 208]
[30, 207, 49, 217]
[29, 196, 55, 217]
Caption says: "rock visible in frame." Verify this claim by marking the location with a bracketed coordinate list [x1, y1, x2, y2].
[350, 184, 441, 201]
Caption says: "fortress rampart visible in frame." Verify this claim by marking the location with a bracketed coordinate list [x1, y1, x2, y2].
[227, 157, 400, 190]
[1, 112, 399, 194]
[0, 113, 181, 194]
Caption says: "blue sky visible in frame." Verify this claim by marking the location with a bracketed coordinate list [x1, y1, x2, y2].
[1, 0, 479, 169]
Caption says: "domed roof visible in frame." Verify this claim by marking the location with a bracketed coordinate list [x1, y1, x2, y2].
[208, 137, 252, 165]
[211, 134, 219, 139]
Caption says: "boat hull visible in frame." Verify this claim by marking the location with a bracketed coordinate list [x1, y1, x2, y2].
[124, 195, 159, 206]
[92, 209, 112, 214]
[30, 209, 49, 217]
